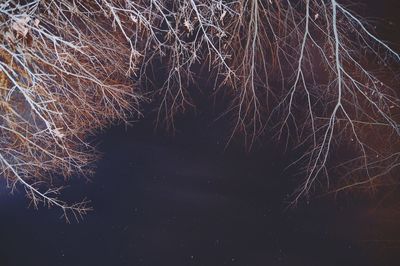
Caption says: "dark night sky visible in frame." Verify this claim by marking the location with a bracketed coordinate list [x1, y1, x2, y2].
[1, 1, 400, 266]
[1, 114, 400, 266]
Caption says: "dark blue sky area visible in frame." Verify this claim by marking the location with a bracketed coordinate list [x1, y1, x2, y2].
[1, 115, 400, 266]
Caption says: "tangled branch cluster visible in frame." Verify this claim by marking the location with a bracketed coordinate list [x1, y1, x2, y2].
[135, 0, 400, 203]
[0, 0, 399, 218]
[0, 0, 142, 220]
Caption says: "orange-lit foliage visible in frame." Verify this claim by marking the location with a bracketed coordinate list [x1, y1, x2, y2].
[0, 0, 142, 220]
